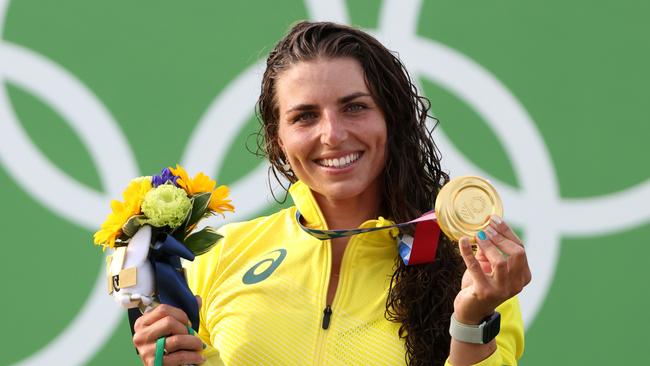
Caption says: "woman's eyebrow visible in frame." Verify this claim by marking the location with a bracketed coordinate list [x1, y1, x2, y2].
[285, 92, 371, 115]
[339, 92, 371, 104]
[285, 103, 318, 115]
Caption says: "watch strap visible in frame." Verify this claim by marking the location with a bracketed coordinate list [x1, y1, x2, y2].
[449, 312, 501, 344]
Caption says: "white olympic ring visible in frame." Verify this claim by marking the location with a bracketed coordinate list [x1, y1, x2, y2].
[1, 0, 649, 364]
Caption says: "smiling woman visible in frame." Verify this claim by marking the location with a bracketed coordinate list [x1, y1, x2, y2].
[131, 21, 530, 366]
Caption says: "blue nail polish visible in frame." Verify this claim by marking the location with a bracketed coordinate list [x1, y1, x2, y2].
[477, 230, 487, 241]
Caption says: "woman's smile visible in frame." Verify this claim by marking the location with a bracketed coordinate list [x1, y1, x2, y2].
[314, 151, 362, 169]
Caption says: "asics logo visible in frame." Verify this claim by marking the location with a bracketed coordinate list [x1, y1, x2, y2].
[242, 249, 288, 285]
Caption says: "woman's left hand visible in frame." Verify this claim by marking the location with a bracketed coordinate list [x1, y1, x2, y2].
[453, 215, 532, 325]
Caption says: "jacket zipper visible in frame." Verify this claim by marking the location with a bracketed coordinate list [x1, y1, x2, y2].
[322, 305, 332, 329]
[314, 236, 355, 365]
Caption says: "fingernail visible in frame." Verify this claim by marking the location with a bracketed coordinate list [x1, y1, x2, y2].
[477, 230, 487, 241]
[491, 214, 502, 225]
[460, 239, 470, 250]
[202, 342, 207, 349]
[485, 226, 497, 238]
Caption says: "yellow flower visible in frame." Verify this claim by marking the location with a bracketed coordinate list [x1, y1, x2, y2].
[209, 185, 235, 215]
[169, 164, 234, 215]
[93, 201, 132, 250]
[170, 165, 213, 195]
[93, 177, 152, 249]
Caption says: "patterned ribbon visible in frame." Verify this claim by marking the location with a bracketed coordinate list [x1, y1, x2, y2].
[295, 210, 441, 265]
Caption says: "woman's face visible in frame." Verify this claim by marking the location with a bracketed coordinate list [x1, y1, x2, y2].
[276, 57, 387, 204]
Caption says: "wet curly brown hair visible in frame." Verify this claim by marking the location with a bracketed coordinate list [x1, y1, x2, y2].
[256, 21, 464, 366]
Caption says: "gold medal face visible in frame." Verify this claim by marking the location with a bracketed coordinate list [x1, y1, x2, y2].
[435, 176, 503, 242]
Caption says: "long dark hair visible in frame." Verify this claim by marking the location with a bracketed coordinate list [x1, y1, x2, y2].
[256, 21, 463, 366]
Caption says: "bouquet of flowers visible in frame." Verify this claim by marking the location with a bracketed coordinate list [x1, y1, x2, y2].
[93, 165, 233, 331]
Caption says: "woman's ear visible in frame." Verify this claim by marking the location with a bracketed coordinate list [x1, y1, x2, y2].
[278, 135, 285, 152]
[275, 139, 291, 171]
[277, 138, 287, 160]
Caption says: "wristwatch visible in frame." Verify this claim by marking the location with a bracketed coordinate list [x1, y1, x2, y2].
[449, 312, 501, 344]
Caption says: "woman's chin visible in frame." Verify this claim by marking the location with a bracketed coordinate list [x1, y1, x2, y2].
[310, 177, 381, 204]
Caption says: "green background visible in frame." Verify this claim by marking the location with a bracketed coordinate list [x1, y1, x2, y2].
[1, 0, 648, 364]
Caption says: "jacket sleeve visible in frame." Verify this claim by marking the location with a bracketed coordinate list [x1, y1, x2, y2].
[185, 231, 228, 366]
[445, 296, 525, 366]
[200, 346, 226, 366]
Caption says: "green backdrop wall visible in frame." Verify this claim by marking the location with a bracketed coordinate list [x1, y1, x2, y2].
[1, 0, 648, 365]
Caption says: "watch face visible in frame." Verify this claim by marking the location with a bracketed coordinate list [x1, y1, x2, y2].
[482, 312, 502, 344]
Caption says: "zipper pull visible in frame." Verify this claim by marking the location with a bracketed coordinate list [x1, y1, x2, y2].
[322, 305, 332, 329]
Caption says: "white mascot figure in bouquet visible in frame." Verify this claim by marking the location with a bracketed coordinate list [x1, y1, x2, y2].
[107, 225, 156, 310]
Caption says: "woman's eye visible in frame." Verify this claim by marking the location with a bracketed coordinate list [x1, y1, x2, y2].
[294, 112, 318, 123]
[346, 103, 366, 113]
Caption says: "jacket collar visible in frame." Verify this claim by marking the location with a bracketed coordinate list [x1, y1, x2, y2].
[288, 180, 399, 244]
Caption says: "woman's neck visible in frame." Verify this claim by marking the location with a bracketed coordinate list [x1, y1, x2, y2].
[312, 183, 382, 230]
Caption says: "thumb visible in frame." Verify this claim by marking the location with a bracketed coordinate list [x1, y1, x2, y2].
[458, 236, 489, 288]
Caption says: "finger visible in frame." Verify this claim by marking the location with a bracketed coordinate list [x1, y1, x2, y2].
[474, 245, 488, 262]
[136, 304, 190, 330]
[196, 295, 202, 310]
[461, 269, 474, 289]
[163, 334, 203, 353]
[163, 350, 205, 366]
[489, 215, 522, 245]
[458, 237, 490, 289]
[484, 226, 527, 259]
[473, 246, 492, 274]
[475, 230, 508, 284]
[144, 315, 191, 343]
[484, 226, 532, 293]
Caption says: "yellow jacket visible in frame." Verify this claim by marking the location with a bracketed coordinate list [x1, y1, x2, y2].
[186, 181, 524, 365]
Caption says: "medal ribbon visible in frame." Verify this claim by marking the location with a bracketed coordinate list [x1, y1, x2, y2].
[295, 210, 441, 265]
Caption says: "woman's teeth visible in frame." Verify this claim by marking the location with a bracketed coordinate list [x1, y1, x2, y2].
[317, 152, 361, 168]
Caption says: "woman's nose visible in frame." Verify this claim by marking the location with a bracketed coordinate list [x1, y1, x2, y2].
[319, 110, 347, 146]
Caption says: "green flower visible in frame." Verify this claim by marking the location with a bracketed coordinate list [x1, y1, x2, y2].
[141, 184, 192, 228]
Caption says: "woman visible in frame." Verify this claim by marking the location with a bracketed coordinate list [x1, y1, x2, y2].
[133, 21, 531, 366]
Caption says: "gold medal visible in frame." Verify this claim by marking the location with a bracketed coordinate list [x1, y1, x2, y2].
[434, 176, 503, 242]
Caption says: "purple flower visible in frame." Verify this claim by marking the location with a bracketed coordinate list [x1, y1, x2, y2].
[152, 167, 179, 187]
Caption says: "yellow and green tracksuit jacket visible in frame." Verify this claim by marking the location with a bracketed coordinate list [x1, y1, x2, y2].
[186, 180, 524, 365]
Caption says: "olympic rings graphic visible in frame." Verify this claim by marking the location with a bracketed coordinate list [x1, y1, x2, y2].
[1, 0, 649, 364]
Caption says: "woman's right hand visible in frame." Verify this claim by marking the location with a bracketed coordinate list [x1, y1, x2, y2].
[133, 301, 205, 366]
